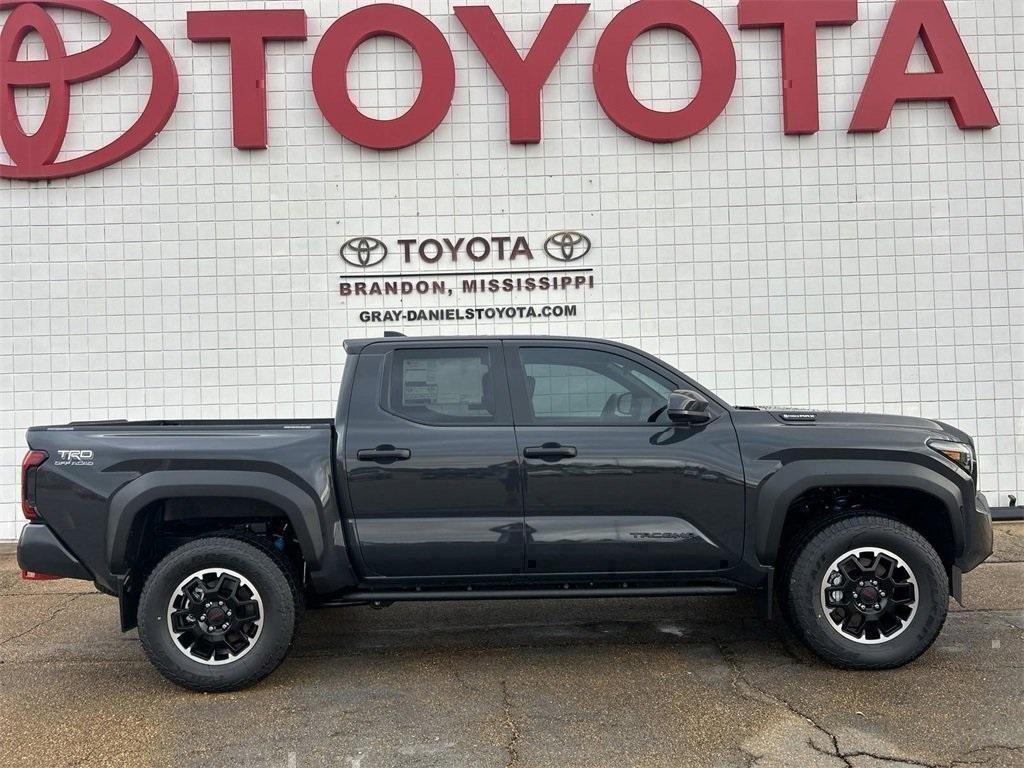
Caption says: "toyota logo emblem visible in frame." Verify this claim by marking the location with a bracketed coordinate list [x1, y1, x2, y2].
[544, 231, 592, 262]
[0, 0, 179, 180]
[341, 237, 389, 268]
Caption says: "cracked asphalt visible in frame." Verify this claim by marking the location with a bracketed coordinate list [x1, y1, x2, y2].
[1, 523, 1022, 768]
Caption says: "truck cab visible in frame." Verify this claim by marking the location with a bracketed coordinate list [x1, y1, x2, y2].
[338, 336, 744, 581]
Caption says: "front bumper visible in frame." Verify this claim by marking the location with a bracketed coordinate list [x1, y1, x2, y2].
[958, 492, 994, 573]
[17, 523, 92, 581]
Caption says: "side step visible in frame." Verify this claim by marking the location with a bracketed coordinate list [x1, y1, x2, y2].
[320, 585, 738, 607]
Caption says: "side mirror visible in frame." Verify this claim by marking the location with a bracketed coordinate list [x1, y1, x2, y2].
[614, 392, 634, 417]
[667, 390, 711, 425]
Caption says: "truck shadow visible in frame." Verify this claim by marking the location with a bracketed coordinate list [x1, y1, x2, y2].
[287, 594, 802, 659]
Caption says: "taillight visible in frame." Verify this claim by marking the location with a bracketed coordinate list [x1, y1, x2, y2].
[21, 449, 47, 520]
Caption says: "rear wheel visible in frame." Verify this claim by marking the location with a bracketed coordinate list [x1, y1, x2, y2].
[138, 537, 297, 692]
[785, 516, 948, 669]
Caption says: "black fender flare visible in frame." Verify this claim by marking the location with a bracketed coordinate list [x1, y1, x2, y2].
[754, 459, 965, 566]
[107, 470, 326, 575]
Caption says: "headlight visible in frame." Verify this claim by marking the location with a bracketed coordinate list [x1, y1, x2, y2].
[927, 438, 974, 473]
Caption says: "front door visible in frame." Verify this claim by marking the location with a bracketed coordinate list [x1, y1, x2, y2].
[344, 341, 524, 578]
[505, 341, 745, 575]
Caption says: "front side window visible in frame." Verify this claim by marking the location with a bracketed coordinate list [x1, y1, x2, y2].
[387, 348, 496, 425]
[517, 347, 674, 424]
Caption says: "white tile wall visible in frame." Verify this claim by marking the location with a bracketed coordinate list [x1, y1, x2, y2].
[1, 0, 1022, 541]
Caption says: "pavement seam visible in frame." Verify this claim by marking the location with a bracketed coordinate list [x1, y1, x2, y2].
[0, 591, 93, 597]
[713, 638, 965, 768]
[715, 638, 1024, 768]
[500, 679, 521, 768]
[947, 608, 1024, 617]
[714, 638, 849, 765]
[949, 744, 1024, 767]
[806, 737, 949, 768]
[0, 593, 85, 650]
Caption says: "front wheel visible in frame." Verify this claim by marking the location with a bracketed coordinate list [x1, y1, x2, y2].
[138, 537, 297, 692]
[785, 516, 948, 669]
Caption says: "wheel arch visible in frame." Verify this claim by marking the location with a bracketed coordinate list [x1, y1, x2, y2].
[108, 470, 326, 576]
[755, 460, 965, 568]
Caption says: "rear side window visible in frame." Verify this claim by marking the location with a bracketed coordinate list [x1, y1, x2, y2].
[387, 348, 497, 425]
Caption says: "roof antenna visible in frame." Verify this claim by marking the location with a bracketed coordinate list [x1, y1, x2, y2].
[384, 331, 405, 338]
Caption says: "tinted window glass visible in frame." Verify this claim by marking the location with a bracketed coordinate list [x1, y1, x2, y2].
[518, 347, 674, 423]
[389, 348, 496, 424]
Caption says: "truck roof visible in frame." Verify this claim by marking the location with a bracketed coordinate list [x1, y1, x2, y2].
[342, 335, 645, 355]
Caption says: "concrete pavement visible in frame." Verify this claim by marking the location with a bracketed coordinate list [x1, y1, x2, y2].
[1, 524, 1022, 768]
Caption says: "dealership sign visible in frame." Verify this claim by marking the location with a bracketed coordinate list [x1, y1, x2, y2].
[337, 231, 596, 303]
[1, 0, 999, 180]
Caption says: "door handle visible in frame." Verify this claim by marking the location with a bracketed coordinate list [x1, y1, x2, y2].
[357, 446, 412, 462]
[524, 444, 577, 460]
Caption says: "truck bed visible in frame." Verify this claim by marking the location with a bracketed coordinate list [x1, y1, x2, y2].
[23, 417, 348, 603]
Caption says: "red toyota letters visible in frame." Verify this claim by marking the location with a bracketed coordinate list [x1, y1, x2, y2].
[0, 0, 1000, 180]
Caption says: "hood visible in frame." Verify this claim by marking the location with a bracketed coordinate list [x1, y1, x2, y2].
[765, 409, 973, 446]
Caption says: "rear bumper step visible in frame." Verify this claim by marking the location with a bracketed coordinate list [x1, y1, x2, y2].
[17, 524, 92, 581]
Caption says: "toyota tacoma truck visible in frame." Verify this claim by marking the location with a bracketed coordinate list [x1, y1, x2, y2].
[18, 335, 993, 691]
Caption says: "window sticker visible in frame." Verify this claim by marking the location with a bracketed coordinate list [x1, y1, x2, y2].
[402, 356, 486, 410]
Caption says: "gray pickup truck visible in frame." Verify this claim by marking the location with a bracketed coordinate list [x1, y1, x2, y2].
[18, 335, 993, 691]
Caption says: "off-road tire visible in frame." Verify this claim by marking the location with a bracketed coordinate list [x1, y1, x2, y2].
[785, 515, 948, 669]
[138, 537, 297, 692]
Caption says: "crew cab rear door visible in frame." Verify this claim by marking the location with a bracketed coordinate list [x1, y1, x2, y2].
[343, 340, 525, 578]
[505, 340, 745, 575]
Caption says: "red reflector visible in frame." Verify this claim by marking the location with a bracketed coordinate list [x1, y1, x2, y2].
[21, 449, 47, 520]
[21, 571, 62, 581]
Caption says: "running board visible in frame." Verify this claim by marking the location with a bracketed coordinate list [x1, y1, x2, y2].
[321, 585, 738, 606]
